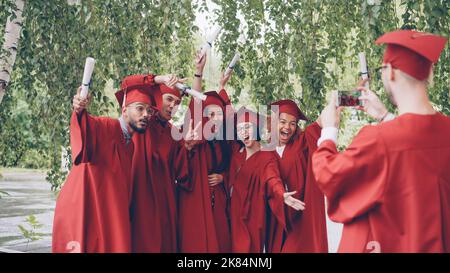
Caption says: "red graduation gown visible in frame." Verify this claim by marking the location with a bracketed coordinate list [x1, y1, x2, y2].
[228, 144, 287, 253]
[178, 140, 231, 253]
[130, 115, 189, 253]
[52, 111, 134, 253]
[270, 122, 328, 253]
[120, 73, 189, 252]
[312, 113, 450, 253]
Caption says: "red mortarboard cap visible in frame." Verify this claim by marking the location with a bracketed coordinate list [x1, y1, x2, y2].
[160, 84, 183, 99]
[187, 91, 227, 115]
[187, 91, 228, 129]
[218, 88, 235, 119]
[218, 88, 232, 106]
[375, 30, 448, 80]
[115, 74, 162, 109]
[203, 91, 227, 109]
[114, 88, 154, 107]
[270, 99, 308, 121]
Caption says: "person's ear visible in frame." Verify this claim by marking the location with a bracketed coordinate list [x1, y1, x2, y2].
[122, 106, 127, 117]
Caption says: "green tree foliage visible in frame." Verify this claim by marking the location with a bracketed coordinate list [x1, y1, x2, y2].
[213, 0, 449, 118]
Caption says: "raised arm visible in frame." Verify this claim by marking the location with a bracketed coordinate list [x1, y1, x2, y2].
[193, 50, 207, 92]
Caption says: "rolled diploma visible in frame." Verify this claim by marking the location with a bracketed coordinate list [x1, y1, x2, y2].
[175, 83, 207, 101]
[185, 88, 207, 101]
[80, 57, 96, 98]
[198, 26, 222, 62]
[224, 53, 240, 76]
[358, 52, 369, 89]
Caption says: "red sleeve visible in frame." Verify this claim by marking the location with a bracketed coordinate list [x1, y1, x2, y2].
[173, 139, 190, 187]
[312, 125, 388, 223]
[285, 150, 307, 225]
[177, 142, 197, 191]
[291, 122, 321, 197]
[304, 121, 321, 152]
[120, 74, 157, 90]
[300, 121, 321, 201]
[70, 111, 99, 165]
[285, 122, 321, 222]
[264, 159, 287, 230]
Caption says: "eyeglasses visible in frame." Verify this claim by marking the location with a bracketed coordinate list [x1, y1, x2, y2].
[129, 103, 156, 116]
[375, 65, 388, 75]
[237, 123, 253, 132]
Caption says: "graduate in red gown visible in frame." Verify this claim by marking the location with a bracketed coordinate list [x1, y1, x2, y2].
[312, 30, 450, 253]
[178, 67, 234, 253]
[179, 88, 231, 253]
[228, 107, 305, 253]
[268, 100, 328, 253]
[123, 73, 189, 253]
[52, 83, 158, 253]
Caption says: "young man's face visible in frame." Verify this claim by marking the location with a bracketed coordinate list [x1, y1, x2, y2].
[278, 112, 297, 145]
[123, 102, 153, 133]
[160, 94, 181, 121]
[237, 122, 257, 148]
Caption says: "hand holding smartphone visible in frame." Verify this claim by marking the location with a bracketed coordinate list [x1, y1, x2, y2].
[336, 90, 362, 107]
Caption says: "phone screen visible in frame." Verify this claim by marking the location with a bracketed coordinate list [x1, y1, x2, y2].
[337, 90, 362, 107]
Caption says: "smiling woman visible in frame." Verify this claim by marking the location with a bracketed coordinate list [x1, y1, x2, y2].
[278, 113, 298, 145]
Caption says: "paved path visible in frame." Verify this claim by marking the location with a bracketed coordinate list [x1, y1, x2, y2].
[0, 169, 343, 253]
[0, 169, 55, 253]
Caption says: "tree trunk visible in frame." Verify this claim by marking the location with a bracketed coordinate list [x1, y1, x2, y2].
[0, 0, 25, 104]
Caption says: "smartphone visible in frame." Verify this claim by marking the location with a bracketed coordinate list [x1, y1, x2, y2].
[337, 90, 362, 107]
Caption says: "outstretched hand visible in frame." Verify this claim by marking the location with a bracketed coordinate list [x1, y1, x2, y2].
[283, 191, 306, 211]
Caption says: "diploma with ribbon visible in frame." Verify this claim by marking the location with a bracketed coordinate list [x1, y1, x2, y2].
[175, 83, 207, 101]
[197, 26, 222, 63]
[358, 52, 370, 89]
[224, 53, 240, 76]
[80, 57, 95, 98]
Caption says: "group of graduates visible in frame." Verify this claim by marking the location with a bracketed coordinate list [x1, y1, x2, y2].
[52, 29, 450, 253]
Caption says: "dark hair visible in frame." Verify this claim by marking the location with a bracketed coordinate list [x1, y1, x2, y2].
[206, 116, 231, 173]
[207, 139, 230, 174]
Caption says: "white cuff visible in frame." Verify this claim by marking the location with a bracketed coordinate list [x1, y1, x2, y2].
[317, 127, 338, 146]
[382, 113, 396, 122]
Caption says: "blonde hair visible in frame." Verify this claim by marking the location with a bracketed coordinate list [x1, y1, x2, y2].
[396, 67, 433, 87]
